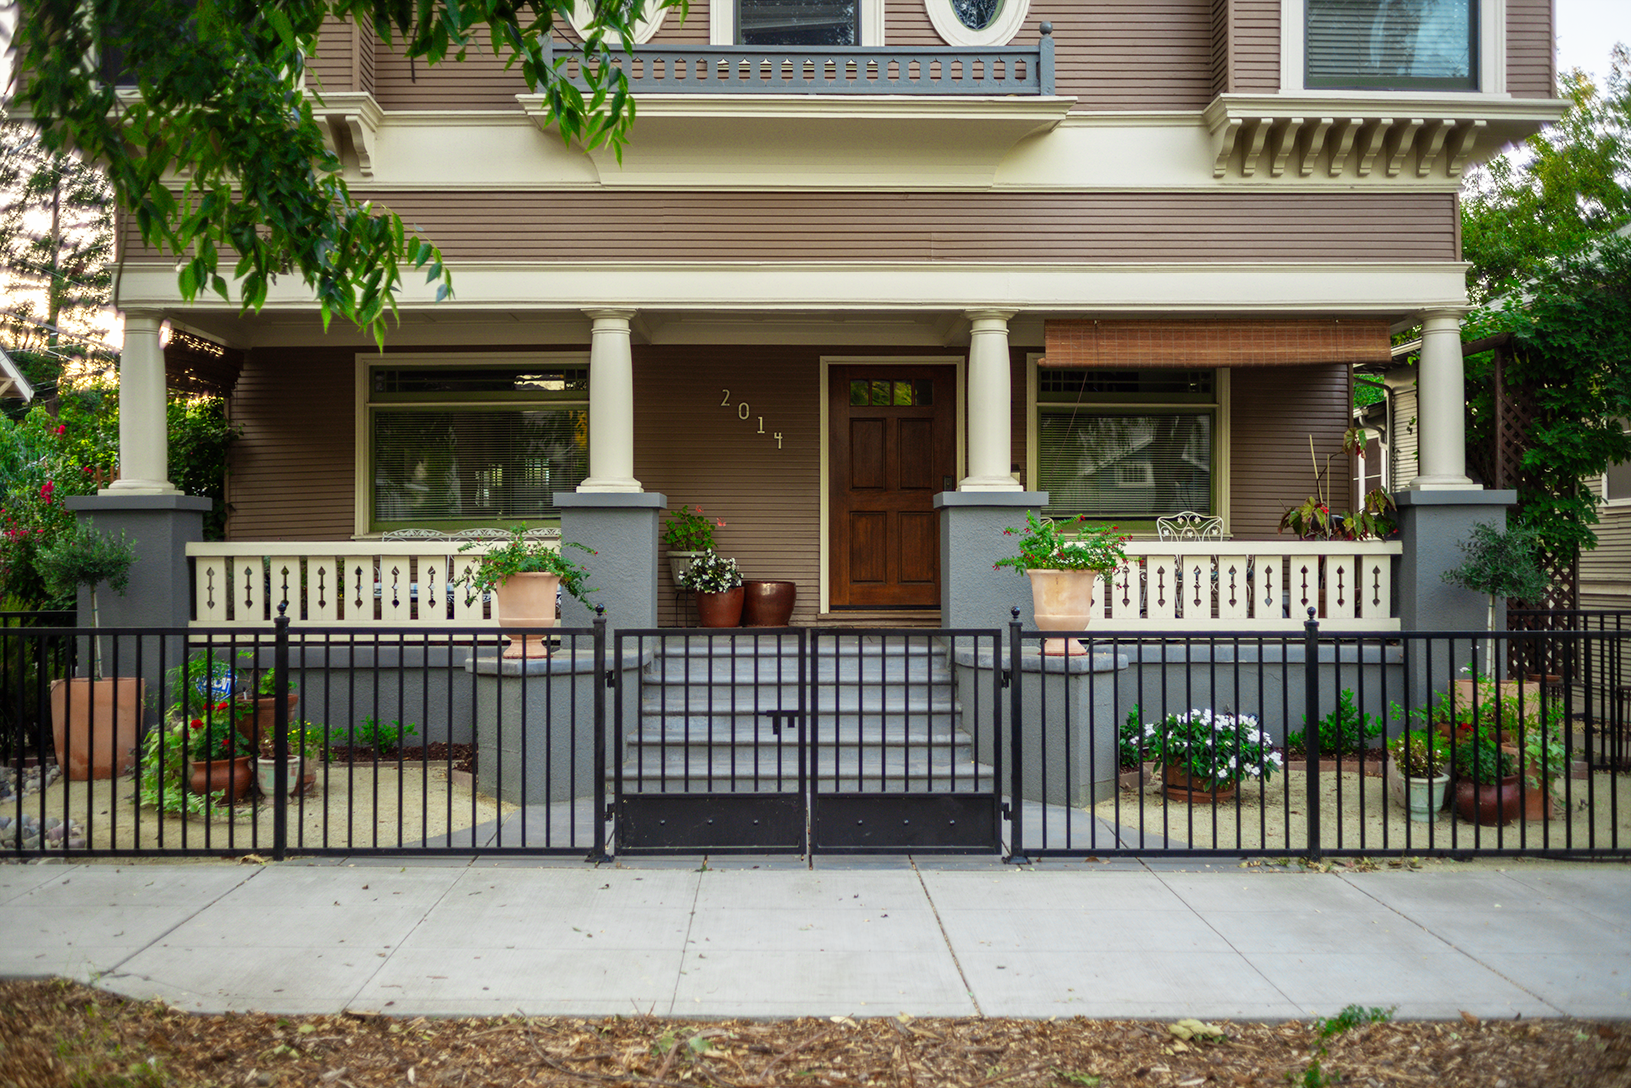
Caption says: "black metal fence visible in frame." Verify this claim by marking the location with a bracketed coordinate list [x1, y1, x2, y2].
[2, 612, 1626, 861]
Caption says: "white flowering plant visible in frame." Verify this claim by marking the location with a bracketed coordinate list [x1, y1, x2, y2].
[1142, 709, 1282, 788]
[676, 550, 742, 594]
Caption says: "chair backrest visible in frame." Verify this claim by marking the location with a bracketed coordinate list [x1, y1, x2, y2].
[380, 528, 449, 540]
[1156, 511, 1224, 541]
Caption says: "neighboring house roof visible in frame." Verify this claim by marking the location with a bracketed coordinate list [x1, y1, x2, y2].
[0, 346, 34, 401]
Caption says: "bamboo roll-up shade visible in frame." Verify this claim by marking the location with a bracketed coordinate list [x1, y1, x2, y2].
[1040, 319, 1393, 368]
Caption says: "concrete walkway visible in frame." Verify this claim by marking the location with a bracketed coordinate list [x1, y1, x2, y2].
[2, 858, 1626, 1022]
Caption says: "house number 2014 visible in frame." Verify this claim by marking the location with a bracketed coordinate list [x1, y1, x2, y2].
[720, 389, 782, 449]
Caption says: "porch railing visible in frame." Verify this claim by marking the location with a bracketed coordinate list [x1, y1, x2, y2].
[545, 34, 1054, 95]
[1093, 541, 1403, 633]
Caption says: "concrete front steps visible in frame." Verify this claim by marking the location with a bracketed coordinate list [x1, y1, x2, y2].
[622, 633, 994, 794]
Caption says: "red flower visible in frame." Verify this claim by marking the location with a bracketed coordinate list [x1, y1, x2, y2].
[189, 719, 204, 730]
[39, 482, 53, 501]
[54, 425, 66, 435]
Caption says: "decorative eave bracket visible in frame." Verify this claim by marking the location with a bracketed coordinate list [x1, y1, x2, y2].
[312, 92, 384, 178]
[1204, 94, 1567, 181]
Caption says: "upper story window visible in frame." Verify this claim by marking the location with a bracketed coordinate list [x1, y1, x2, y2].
[739, 0, 859, 45]
[926, 0, 1031, 47]
[1306, 0, 1478, 91]
[1606, 420, 1631, 507]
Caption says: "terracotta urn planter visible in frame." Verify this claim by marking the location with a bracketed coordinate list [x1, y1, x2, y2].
[49, 677, 144, 780]
[1025, 569, 1096, 656]
[188, 755, 255, 802]
[695, 587, 744, 628]
[492, 571, 560, 659]
[742, 580, 797, 627]
[1453, 774, 1525, 826]
[1161, 764, 1236, 804]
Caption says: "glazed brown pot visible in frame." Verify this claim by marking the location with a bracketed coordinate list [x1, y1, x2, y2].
[742, 580, 797, 627]
[695, 587, 744, 628]
[188, 755, 255, 802]
[1161, 764, 1236, 804]
[1453, 774, 1524, 826]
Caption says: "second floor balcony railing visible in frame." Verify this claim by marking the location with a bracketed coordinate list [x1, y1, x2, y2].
[546, 26, 1055, 96]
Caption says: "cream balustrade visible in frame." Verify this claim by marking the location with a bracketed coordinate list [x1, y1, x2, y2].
[185, 541, 542, 629]
[1087, 541, 1402, 633]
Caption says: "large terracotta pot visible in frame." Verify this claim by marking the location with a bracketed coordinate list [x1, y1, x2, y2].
[695, 587, 744, 628]
[742, 580, 797, 627]
[49, 677, 144, 780]
[242, 692, 300, 754]
[492, 572, 560, 659]
[1453, 774, 1524, 826]
[188, 755, 254, 802]
[1026, 569, 1096, 655]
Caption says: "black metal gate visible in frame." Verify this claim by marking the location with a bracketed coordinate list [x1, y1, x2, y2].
[611, 627, 1003, 855]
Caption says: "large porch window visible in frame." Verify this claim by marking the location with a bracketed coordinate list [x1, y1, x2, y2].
[738, 0, 859, 44]
[362, 356, 589, 532]
[1034, 368, 1222, 528]
[1305, 0, 1478, 91]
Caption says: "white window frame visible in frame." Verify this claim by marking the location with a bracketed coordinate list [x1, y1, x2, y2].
[1280, 0, 1507, 97]
[924, 0, 1031, 48]
[713, 0, 884, 46]
[1025, 357, 1231, 532]
[353, 351, 591, 538]
[1605, 419, 1631, 509]
[567, 0, 671, 44]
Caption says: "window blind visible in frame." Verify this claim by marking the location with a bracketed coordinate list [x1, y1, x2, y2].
[1306, 0, 1477, 91]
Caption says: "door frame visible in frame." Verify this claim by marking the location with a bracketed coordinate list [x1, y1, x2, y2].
[819, 356, 965, 613]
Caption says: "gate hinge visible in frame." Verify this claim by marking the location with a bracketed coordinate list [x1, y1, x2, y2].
[1000, 801, 1013, 818]
[1000, 668, 1012, 689]
[603, 669, 617, 689]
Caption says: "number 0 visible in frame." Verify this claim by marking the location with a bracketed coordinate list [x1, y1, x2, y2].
[737, 402, 750, 420]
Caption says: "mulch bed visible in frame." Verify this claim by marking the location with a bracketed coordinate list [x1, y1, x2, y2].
[3, 978, 1628, 1087]
[325, 743, 476, 777]
[1279, 748, 1390, 777]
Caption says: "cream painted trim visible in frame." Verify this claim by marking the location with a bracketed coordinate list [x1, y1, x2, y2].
[1280, 0, 1508, 95]
[712, 0, 883, 45]
[1605, 422, 1631, 508]
[119, 261, 1474, 322]
[1025, 357, 1230, 531]
[818, 354, 964, 613]
[566, 0, 669, 44]
[352, 350, 592, 538]
[924, 0, 1029, 47]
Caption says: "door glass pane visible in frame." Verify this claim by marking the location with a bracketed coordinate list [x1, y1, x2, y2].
[850, 380, 869, 406]
[893, 381, 914, 406]
[914, 379, 934, 406]
[739, 0, 858, 45]
[871, 380, 890, 406]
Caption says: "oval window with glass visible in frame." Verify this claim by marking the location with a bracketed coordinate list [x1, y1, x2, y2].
[925, 0, 1029, 46]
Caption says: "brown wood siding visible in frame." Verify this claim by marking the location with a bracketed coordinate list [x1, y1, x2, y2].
[1228, 363, 1351, 540]
[1506, 0, 1554, 98]
[1010, 349, 1028, 488]
[636, 345, 823, 625]
[1211, 0, 1230, 96]
[885, 0, 941, 47]
[1038, 0, 1215, 111]
[227, 347, 358, 541]
[308, 19, 360, 94]
[1228, 0, 1280, 93]
[166, 191, 1447, 264]
[1580, 506, 1631, 597]
[374, 46, 529, 110]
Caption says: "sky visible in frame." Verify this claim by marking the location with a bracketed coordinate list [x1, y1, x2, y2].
[1555, 0, 1631, 82]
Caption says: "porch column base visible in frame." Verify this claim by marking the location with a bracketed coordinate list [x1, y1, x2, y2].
[64, 493, 213, 630]
[1394, 488, 1517, 633]
[554, 491, 665, 634]
[935, 491, 1047, 630]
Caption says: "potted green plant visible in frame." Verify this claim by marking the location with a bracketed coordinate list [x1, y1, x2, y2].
[36, 519, 141, 780]
[662, 504, 724, 586]
[454, 526, 596, 658]
[677, 549, 744, 627]
[180, 703, 258, 801]
[1450, 727, 1522, 826]
[1140, 708, 1281, 803]
[1278, 430, 1398, 541]
[1385, 727, 1450, 822]
[994, 511, 1128, 655]
[256, 719, 324, 798]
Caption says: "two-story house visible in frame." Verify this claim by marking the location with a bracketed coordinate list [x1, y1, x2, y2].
[99, 0, 1565, 635]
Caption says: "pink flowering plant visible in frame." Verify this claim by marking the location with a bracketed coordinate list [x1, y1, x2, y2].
[994, 511, 1128, 575]
[661, 504, 724, 553]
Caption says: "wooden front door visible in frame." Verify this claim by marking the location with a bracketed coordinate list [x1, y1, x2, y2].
[829, 366, 955, 609]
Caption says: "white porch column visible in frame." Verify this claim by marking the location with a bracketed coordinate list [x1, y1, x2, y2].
[959, 308, 1020, 492]
[1409, 308, 1477, 490]
[577, 308, 642, 493]
[107, 311, 178, 494]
